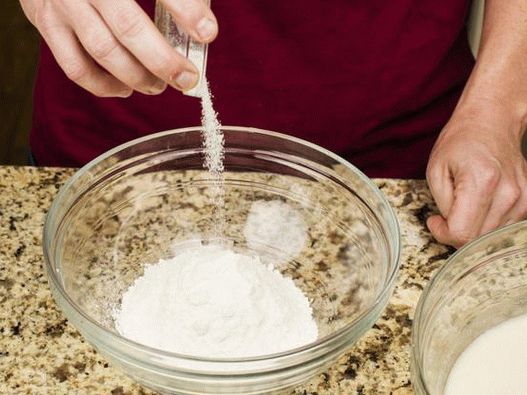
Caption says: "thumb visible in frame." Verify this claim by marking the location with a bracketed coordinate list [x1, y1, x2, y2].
[427, 215, 457, 247]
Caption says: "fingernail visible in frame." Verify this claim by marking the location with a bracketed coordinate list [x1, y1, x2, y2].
[171, 70, 198, 91]
[148, 80, 167, 95]
[196, 17, 217, 41]
[118, 89, 133, 98]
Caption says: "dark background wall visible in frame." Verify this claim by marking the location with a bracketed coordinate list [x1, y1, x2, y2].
[0, 1, 39, 165]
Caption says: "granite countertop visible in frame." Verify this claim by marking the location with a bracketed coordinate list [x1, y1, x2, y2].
[0, 165, 454, 395]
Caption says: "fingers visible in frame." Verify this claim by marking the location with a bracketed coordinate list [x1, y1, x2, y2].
[30, 0, 211, 96]
[426, 215, 451, 245]
[426, 161, 454, 217]
[503, 197, 527, 226]
[90, 0, 200, 92]
[35, 3, 131, 97]
[479, 180, 521, 234]
[428, 166, 498, 247]
[159, 0, 218, 42]
[62, 1, 166, 95]
[429, 169, 527, 247]
[498, 172, 527, 226]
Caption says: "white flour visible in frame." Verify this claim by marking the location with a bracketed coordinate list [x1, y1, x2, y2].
[445, 313, 527, 394]
[199, 79, 224, 173]
[114, 245, 318, 357]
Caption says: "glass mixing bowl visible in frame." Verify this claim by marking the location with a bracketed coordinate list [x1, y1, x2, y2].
[44, 126, 400, 394]
[411, 221, 527, 394]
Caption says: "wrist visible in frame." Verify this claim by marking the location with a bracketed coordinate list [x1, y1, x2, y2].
[453, 73, 527, 142]
[457, 42, 527, 139]
[462, 0, 527, 136]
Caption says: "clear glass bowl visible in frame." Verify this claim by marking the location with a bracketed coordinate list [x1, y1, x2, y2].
[44, 126, 400, 395]
[411, 221, 527, 394]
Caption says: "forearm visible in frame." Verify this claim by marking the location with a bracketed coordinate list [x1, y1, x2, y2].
[456, 0, 527, 139]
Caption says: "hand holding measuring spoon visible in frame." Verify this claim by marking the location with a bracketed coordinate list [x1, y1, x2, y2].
[19, 0, 218, 97]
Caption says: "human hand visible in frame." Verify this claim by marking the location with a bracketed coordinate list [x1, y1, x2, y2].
[19, 0, 218, 97]
[426, 103, 527, 248]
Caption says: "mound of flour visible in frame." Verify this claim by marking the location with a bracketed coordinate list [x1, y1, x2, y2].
[114, 245, 318, 357]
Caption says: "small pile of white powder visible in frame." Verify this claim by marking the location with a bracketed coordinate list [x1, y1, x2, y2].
[243, 200, 308, 260]
[199, 79, 224, 173]
[445, 313, 527, 394]
[115, 245, 318, 357]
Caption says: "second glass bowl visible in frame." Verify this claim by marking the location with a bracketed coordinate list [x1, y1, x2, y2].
[412, 221, 527, 394]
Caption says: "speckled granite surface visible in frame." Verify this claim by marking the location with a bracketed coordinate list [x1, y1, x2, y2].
[0, 166, 454, 394]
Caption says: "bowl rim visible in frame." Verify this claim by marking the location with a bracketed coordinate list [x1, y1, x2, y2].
[410, 219, 527, 394]
[44, 125, 401, 371]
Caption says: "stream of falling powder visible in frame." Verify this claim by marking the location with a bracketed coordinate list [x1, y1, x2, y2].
[199, 79, 224, 173]
[199, 79, 225, 236]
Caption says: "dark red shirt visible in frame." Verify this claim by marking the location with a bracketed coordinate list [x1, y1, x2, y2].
[31, 0, 474, 178]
